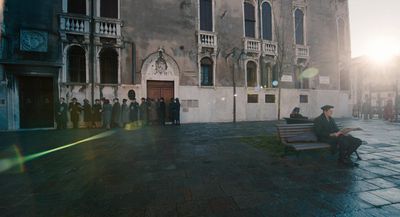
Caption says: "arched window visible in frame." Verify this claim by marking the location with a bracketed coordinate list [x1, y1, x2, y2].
[247, 61, 257, 87]
[67, 46, 86, 83]
[100, 0, 118, 18]
[261, 1, 272, 40]
[295, 9, 305, 45]
[261, 63, 272, 87]
[68, 0, 86, 14]
[201, 57, 213, 86]
[200, 0, 213, 31]
[244, 2, 256, 38]
[337, 18, 346, 50]
[100, 48, 118, 84]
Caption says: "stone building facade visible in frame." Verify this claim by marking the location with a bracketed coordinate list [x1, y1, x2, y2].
[0, 0, 352, 130]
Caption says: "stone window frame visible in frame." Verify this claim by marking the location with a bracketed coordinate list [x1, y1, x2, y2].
[67, 45, 87, 83]
[62, 44, 89, 84]
[293, 6, 307, 46]
[98, 47, 120, 85]
[96, 0, 121, 19]
[198, 0, 215, 32]
[260, 0, 274, 41]
[243, 0, 259, 38]
[246, 60, 259, 88]
[200, 57, 214, 86]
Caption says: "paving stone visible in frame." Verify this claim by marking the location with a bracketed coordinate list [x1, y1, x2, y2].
[365, 178, 398, 188]
[1, 119, 400, 216]
[370, 188, 400, 203]
[357, 192, 392, 207]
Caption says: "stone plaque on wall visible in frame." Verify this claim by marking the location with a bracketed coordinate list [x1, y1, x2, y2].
[319, 76, 330, 84]
[20, 30, 48, 52]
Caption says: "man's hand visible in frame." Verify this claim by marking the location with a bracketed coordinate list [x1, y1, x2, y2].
[330, 132, 343, 137]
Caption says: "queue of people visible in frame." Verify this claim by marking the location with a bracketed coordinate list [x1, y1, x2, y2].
[55, 97, 181, 129]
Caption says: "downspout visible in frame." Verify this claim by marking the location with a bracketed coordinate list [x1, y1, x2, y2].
[90, 0, 95, 105]
[131, 42, 136, 84]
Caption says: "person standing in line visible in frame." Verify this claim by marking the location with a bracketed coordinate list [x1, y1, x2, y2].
[92, 99, 102, 128]
[168, 97, 175, 124]
[174, 98, 181, 125]
[139, 97, 148, 126]
[158, 97, 166, 126]
[56, 97, 68, 129]
[83, 99, 92, 128]
[69, 98, 81, 129]
[129, 98, 139, 125]
[149, 98, 158, 125]
[102, 99, 112, 129]
[111, 98, 121, 128]
[121, 99, 130, 128]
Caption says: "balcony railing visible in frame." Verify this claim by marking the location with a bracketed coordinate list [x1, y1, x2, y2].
[296, 45, 310, 59]
[244, 38, 261, 53]
[198, 31, 217, 48]
[262, 40, 278, 56]
[60, 14, 90, 34]
[95, 18, 121, 38]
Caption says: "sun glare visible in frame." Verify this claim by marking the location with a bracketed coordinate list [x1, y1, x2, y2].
[366, 37, 400, 63]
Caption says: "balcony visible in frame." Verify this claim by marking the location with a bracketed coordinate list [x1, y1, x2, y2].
[244, 38, 261, 54]
[198, 31, 217, 49]
[262, 40, 278, 56]
[60, 14, 90, 35]
[94, 17, 122, 38]
[295, 45, 310, 59]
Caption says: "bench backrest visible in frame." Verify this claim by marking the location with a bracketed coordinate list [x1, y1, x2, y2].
[276, 123, 316, 142]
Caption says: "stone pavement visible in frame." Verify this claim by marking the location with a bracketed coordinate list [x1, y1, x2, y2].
[1, 118, 400, 217]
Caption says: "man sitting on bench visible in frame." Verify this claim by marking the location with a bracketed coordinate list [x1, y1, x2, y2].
[314, 105, 362, 167]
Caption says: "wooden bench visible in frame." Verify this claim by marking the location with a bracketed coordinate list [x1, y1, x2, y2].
[276, 123, 361, 159]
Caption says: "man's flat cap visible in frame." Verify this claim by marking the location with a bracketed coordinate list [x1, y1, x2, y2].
[321, 105, 334, 111]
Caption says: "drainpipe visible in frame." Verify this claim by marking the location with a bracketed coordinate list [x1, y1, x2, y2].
[89, 0, 95, 105]
[131, 42, 136, 84]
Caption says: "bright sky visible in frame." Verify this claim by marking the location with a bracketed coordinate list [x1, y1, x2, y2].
[349, 0, 400, 58]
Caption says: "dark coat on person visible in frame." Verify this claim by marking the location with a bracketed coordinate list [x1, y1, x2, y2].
[314, 113, 340, 144]
[56, 102, 68, 129]
[129, 101, 139, 121]
[83, 102, 92, 122]
[112, 102, 121, 127]
[102, 103, 112, 127]
[92, 103, 102, 122]
[139, 101, 148, 121]
[314, 113, 362, 159]
[69, 102, 81, 128]
[121, 102, 130, 125]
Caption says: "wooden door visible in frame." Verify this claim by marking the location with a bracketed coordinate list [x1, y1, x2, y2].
[147, 80, 174, 121]
[19, 76, 54, 128]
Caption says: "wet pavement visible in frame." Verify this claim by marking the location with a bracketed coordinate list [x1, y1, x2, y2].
[1, 118, 400, 217]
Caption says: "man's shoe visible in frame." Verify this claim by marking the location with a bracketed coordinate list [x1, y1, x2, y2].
[338, 158, 357, 167]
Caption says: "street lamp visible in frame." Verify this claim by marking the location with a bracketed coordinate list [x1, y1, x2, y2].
[272, 80, 280, 120]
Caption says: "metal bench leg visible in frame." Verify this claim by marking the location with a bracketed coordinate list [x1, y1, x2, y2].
[355, 151, 362, 160]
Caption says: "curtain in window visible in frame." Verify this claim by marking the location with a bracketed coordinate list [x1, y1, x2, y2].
[68, 0, 86, 14]
[68, 46, 86, 83]
[100, 48, 118, 84]
[244, 2, 255, 38]
[101, 0, 118, 18]
[295, 9, 304, 45]
[262, 2, 272, 40]
[200, 0, 213, 31]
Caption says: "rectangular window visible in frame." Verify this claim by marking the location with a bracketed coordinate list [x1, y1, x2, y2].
[247, 94, 258, 103]
[200, 0, 213, 31]
[265, 94, 275, 103]
[300, 95, 308, 103]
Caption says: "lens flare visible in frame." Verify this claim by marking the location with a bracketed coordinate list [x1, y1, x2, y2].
[0, 130, 115, 173]
[300, 67, 319, 79]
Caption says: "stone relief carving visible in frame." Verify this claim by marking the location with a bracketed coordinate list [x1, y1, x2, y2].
[20, 30, 48, 52]
[142, 48, 180, 79]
